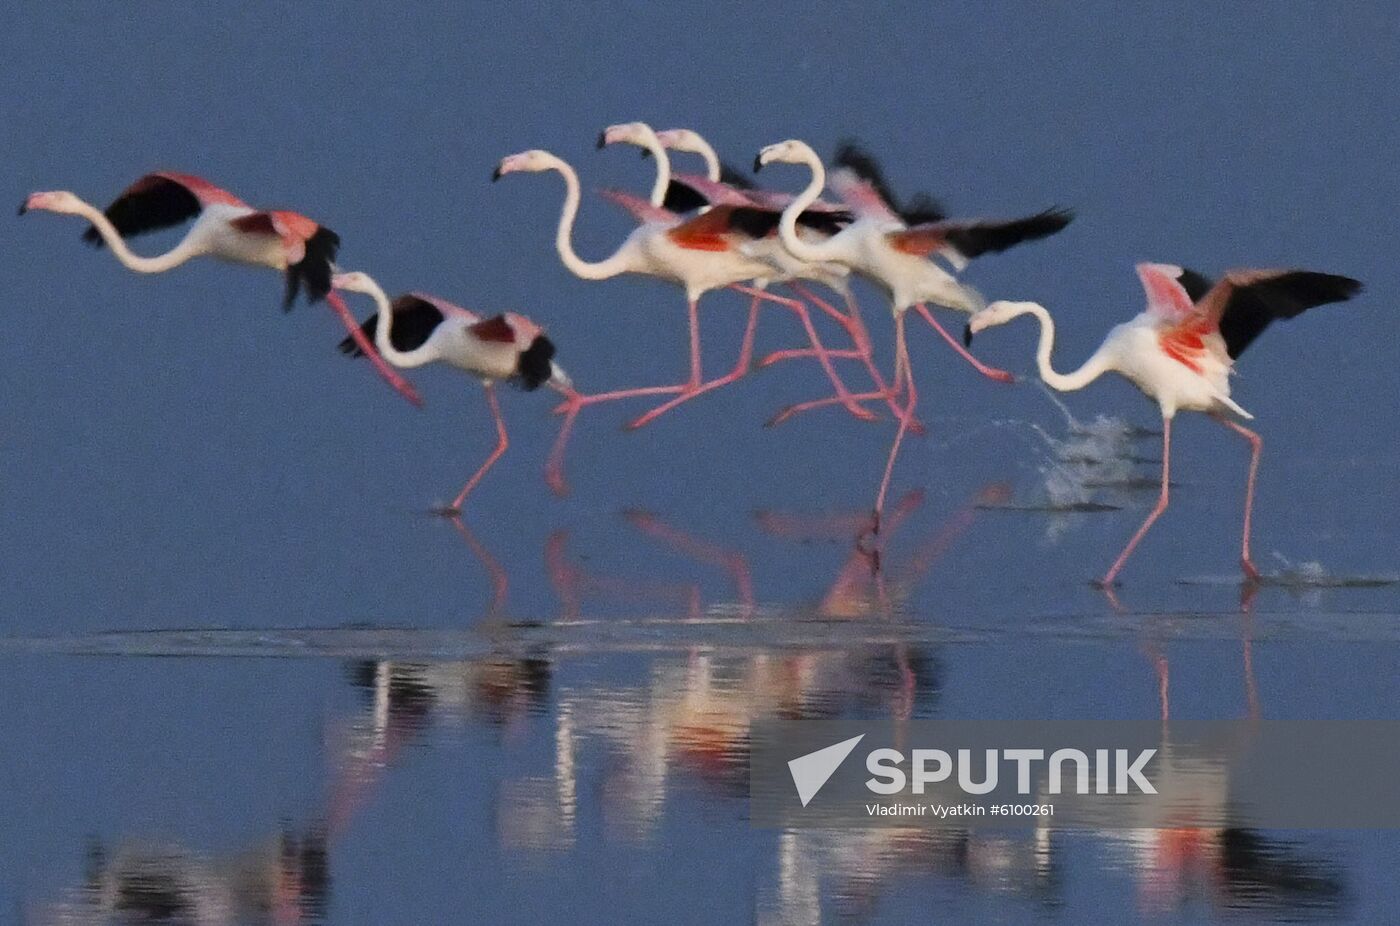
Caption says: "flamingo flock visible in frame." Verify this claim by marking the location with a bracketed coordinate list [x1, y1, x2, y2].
[20, 124, 1363, 585]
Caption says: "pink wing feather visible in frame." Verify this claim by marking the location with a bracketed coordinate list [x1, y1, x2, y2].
[597, 188, 678, 226]
[829, 168, 899, 223]
[1136, 263, 1197, 321]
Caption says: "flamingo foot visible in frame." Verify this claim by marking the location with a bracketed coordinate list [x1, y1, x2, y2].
[431, 505, 463, 518]
[1241, 557, 1262, 582]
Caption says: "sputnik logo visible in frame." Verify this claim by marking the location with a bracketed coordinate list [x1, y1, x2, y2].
[788, 734, 865, 807]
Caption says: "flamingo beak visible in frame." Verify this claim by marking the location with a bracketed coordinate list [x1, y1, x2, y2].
[962, 323, 974, 348]
[17, 200, 27, 216]
[752, 154, 764, 174]
[491, 165, 503, 182]
[595, 131, 607, 150]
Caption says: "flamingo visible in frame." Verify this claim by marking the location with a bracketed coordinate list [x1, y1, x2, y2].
[19, 174, 423, 408]
[653, 128, 906, 422]
[492, 146, 875, 491]
[596, 122, 874, 426]
[331, 270, 570, 514]
[754, 139, 1073, 528]
[964, 263, 1362, 585]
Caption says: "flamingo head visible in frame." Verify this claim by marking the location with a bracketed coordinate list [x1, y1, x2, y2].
[754, 139, 816, 174]
[964, 300, 1039, 346]
[329, 270, 378, 296]
[18, 190, 84, 216]
[493, 150, 557, 180]
[598, 121, 658, 153]
[655, 128, 707, 155]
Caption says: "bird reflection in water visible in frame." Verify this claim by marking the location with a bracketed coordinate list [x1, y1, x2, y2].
[28, 826, 329, 926]
[1094, 583, 1348, 920]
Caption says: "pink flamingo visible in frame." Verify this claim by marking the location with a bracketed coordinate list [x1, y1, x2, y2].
[653, 128, 908, 423]
[597, 122, 872, 426]
[19, 174, 423, 408]
[755, 139, 1072, 528]
[965, 263, 1361, 585]
[493, 146, 871, 491]
[332, 271, 570, 514]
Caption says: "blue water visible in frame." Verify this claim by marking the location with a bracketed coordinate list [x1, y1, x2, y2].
[3, 4, 1400, 923]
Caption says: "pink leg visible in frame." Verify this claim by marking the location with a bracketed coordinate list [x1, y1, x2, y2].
[441, 385, 508, 513]
[551, 383, 687, 415]
[769, 287, 923, 428]
[780, 284, 904, 417]
[625, 287, 876, 429]
[1217, 416, 1263, 580]
[326, 290, 425, 408]
[544, 402, 578, 497]
[766, 389, 900, 428]
[621, 292, 761, 430]
[873, 313, 919, 533]
[547, 298, 705, 416]
[1099, 417, 1172, 586]
[913, 303, 1015, 383]
[739, 285, 875, 420]
[761, 347, 868, 364]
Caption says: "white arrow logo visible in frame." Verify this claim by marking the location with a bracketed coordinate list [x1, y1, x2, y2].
[788, 734, 865, 807]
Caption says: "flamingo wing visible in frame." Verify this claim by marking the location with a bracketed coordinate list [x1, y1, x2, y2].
[1200, 269, 1362, 359]
[597, 188, 677, 226]
[830, 141, 902, 221]
[831, 141, 947, 225]
[339, 293, 444, 356]
[469, 315, 517, 344]
[889, 209, 1073, 259]
[277, 214, 339, 308]
[666, 205, 745, 251]
[82, 173, 210, 245]
[663, 174, 755, 213]
[718, 161, 757, 190]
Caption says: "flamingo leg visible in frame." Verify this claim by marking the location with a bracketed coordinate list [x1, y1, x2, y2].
[873, 312, 919, 534]
[1217, 416, 1263, 580]
[547, 298, 706, 416]
[620, 292, 760, 430]
[326, 290, 425, 408]
[625, 287, 876, 429]
[765, 286, 924, 429]
[1099, 417, 1172, 586]
[771, 284, 901, 406]
[761, 347, 869, 363]
[765, 389, 899, 428]
[913, 303, 1015, 383]
[442, 385, 509, 513]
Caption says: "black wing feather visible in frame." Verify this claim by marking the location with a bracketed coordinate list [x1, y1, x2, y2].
[82, 176, 201, 246]
[1219, 271, 1361, 359]
[1176, 267, 1215, 302]
[284, 226, 341, 309]
[662, 179, 710, 214]
[898, 192, 947, 225]
[834, 139, 946, 225]
[942, 208, 1074, 259]
[833, 140, 903, 214]
[514, 334, 557, 391]
[718, 162, 756, 190]
[338, 294, 443, 357]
